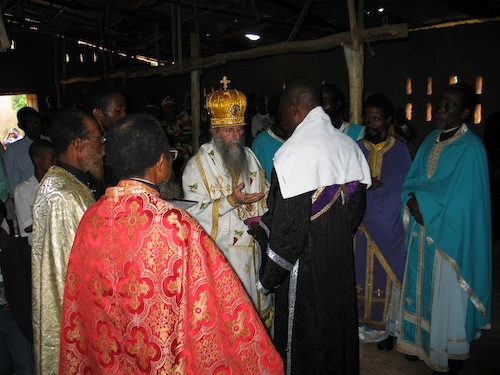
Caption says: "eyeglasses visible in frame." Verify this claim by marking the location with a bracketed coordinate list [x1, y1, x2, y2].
[169, 148, 179, 161]
[88, 135, 106, 144]
[220, 127, 245, 136]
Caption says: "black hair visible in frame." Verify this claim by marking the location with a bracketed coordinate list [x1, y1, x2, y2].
[82, 88, 123, 115]
[267, 94, 281, 121]
[105, 114, 170, 180]
[16, 107, 40, 131]
[17, 107, 38, 122]
[446, 83, 477, 123]
[363, 93, 395, 119]
[29, 139, 57, 161]
[282, 76, 321, 108]
[49, 108, 92, 155]
[320, 83, 345, 106]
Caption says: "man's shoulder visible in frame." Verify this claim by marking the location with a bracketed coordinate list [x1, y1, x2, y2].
[253, 129, 270, 142]
[14, 175, 37, 194]
[4, 137, 26, 156]
[349, 122, 365, 130]
[184, 143, 214, 171]
[190, 142, 213, 160]
[39, 167, 91, 197]
[244, 145, 261, 159]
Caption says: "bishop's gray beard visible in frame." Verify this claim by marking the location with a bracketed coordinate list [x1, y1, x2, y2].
[213, 132, 249, 180]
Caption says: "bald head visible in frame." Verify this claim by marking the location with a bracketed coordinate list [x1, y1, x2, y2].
[280, 77, 321, 134]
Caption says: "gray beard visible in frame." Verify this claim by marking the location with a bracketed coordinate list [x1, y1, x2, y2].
[159, 179, 183, 200]
[213, 132, 249, 180]
[82, 148, 105, 180]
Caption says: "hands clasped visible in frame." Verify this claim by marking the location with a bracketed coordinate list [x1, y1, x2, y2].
[407, 193, 424, 226]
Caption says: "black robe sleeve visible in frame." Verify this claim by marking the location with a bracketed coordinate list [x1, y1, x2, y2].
[256, 168, 312, 292]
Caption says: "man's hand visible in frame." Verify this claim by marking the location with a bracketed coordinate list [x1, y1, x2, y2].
[230, 182, 265, 205]
[247, 222, 260, 236]
[407, 193, 424, 226]
[368, 177, 383, 191]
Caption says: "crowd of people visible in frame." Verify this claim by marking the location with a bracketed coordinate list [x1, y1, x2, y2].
[0, 77, 493, 375]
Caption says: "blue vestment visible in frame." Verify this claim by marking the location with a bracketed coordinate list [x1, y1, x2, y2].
[252, 128, 285, 182]
[340, 121, 365, 141]
[398, 125, 492, 372]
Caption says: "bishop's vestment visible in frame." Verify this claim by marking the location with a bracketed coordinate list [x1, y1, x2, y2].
[182, 141, 273, 328]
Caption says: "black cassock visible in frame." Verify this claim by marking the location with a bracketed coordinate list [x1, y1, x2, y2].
[256, 169, 366, 375]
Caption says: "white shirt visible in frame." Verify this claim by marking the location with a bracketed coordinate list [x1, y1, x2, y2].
[251, 113, 274, 138]
[14, 174, 39, 245]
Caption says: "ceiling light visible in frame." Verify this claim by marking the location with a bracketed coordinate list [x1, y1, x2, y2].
[377, 7, 385, 13]
[245, 33, 261, 41]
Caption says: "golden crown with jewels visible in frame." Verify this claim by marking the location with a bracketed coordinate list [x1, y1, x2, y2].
[206, 76, 247, 128]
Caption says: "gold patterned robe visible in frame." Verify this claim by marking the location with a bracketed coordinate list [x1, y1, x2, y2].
[32, 165, 95, 375]
[58, 180, 283, 374]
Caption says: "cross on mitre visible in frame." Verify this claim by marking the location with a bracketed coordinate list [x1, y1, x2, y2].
[220, 76, 231, 89]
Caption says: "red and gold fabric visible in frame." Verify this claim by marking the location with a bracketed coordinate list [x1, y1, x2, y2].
[58, 180, 283, 375]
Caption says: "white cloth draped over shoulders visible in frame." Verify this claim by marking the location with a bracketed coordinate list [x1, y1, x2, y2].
[273, 106, 371, 199]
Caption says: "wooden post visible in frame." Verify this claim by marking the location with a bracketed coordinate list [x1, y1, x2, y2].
[190, 32, 201, 153]
[344, 0, 364, 125]
[344, 44, 364, 124]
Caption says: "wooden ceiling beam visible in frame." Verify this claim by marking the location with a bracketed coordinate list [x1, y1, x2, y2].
[60, 22, 408, 84]
[287, 0, 314, 42]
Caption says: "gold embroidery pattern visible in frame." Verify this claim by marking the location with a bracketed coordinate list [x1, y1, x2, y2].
[357, 222, 401, 324]
[363, 135, 395, 179]
[310, 186, 343, 221]
[118, 200, 148, 240]
[118, 262, 154, 312]
[93, 322, 120, 366]
[427, 125, 467, 178]
[225, 309, 251, 346]
[124, 327, 160, 371]
[191, 291, 212, 327]
[195, 153, 211, 194]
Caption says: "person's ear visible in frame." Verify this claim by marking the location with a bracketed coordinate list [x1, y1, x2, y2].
[73, 138, 86, 153]
[92, 108, 102, 123]
[461, 108, 471, 122]
[155, 153, 171, 183]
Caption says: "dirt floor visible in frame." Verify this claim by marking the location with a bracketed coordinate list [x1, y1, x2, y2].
[359, 244, 499, 375]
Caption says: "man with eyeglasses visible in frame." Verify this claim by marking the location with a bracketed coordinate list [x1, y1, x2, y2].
[31, 108, 105, 375]
[182, 77, 273, 330]
[57, 114, 283, 374]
